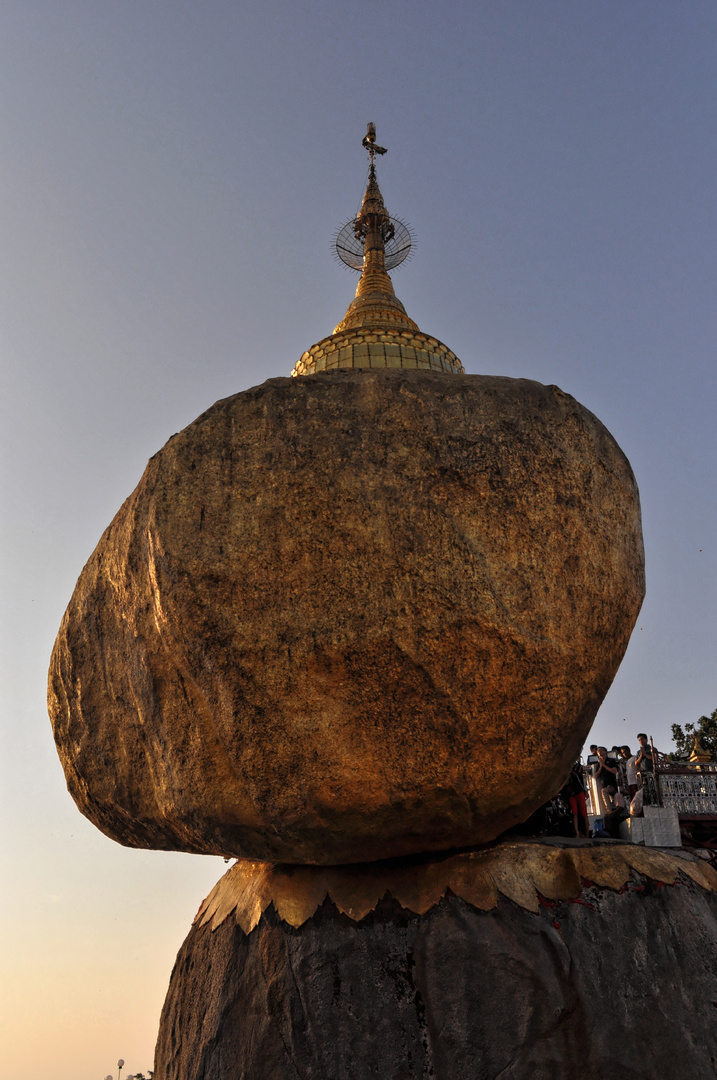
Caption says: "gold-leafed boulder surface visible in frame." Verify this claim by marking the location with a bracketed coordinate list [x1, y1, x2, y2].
[48, 369, 644, 863]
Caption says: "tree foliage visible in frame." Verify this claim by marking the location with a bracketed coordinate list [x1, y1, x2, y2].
[670, 707, 717, 760]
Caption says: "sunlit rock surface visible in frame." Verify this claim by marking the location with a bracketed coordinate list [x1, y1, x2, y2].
[48, 370, 644, 863]
[154, 842, 717, 1080]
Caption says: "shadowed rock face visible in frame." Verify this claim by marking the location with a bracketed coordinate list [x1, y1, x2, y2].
[48, 370, 644, 863]
[154, 872, 717, 1080]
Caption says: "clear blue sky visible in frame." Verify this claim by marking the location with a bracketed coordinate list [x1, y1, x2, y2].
[2, 3, 716, 1077]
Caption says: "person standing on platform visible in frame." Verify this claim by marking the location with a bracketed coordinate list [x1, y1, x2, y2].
[592, 746, 618, 814]
[562, 761, 589, 838]
[635, 733, 654, 775]
[621, 745, 638, 800]
[636, 732, 659, 805]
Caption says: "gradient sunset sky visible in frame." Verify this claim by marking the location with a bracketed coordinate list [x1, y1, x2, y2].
[2, 3, 716, 1077]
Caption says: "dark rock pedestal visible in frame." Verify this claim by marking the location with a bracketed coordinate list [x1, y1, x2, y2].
[154, 842, 717, 1080]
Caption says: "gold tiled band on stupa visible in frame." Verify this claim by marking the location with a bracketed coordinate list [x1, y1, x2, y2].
[292, 124, 465, 378]
[292, 327, 463, 377]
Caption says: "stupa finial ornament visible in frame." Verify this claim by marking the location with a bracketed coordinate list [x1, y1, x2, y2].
[291, 123, 464, 376]
[332, 124, 416, 334]
[361, 121, 387, 159]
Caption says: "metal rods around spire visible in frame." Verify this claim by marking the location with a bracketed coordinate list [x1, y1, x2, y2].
[335, 217, 413, 271]
[334, 124, 414, 273]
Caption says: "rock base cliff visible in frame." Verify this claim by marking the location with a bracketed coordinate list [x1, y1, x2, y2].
[154, 841, 717, 1080]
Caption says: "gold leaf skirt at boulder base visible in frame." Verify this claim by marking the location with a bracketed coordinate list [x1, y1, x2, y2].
[196, 840, 717, 934]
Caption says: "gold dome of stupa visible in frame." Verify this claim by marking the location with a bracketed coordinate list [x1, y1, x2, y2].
[291, 125, 464, 378]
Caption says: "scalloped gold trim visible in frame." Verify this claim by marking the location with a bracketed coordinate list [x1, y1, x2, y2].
[195, 842, 717, 934]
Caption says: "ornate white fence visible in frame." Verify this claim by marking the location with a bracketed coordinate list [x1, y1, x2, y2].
[657, 764, 717, 815]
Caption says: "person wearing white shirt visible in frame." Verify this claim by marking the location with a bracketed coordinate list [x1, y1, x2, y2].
[621, 745, 638, 799]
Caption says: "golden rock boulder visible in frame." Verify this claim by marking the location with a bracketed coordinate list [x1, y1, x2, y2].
[48, 368, 644, 863]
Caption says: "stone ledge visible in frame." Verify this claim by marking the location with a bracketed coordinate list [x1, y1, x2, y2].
[196, 839, 717, 933]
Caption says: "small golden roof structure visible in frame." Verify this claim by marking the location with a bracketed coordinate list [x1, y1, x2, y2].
[690, 734, 712, 763]
[292, 125, 464, 377]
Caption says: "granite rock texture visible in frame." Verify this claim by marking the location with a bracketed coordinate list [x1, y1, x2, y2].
[48, 370, 644, 863]
[154, 854, 717, 1080]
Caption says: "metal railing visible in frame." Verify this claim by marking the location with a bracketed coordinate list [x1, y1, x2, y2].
[656, 762, 717, 815]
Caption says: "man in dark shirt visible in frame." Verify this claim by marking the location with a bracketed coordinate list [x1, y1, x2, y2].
[592, 746, 618, 814]
[635, 732, 654, 774]
[592, 746, 618, 786]
[636, 732, 659, 805]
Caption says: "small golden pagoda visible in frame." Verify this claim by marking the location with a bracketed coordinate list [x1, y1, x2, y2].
[291, 124, 464, 377]
[689, 735, 713, 763]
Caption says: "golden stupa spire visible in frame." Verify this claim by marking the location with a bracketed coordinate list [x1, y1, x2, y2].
[291, 124, 464, 377]
[334, 146, 418, 334]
